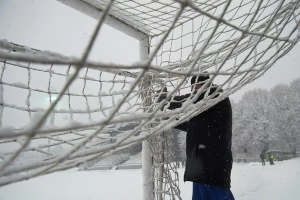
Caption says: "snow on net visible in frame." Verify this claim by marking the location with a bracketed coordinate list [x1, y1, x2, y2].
[0, 1, 299, 199]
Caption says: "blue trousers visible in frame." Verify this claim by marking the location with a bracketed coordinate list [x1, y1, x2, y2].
[192, 183, 235, 200]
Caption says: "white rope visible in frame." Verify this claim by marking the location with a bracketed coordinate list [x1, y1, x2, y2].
[0, 2, 299, 200]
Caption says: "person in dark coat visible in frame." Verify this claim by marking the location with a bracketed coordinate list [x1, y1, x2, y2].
[243, 148, 248, 163]
[158, 74, 234, 200]
[260, 153, 266, 166]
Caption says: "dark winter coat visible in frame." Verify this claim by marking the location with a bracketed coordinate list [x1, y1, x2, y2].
[167, 86, 233, 188]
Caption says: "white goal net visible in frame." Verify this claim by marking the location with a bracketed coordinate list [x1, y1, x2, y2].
[0, 0, 300, 199]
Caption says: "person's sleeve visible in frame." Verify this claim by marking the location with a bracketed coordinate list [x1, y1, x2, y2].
[168, 94, 190, 110]
[157, 92, 190, 132]
[171, 95, 190, 132]
[174, 121, 189, 132]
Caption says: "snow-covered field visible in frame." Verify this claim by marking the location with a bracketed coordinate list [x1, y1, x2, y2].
[0, 158, 299, 200]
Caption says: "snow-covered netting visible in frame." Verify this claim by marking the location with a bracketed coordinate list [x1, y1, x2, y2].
[0, 0, 300, 199]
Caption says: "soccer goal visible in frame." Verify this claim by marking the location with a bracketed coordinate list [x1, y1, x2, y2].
[0, 0, 299, 200]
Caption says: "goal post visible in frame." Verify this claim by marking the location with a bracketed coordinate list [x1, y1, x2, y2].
[140, 36, 154, 200]
[56, 0, 148, 41]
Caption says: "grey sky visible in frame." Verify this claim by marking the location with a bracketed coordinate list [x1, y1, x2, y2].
[0, 0, 139, 63]
[0, 0, 299, 104]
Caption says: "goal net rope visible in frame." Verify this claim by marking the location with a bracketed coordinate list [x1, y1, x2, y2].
[0, 0, 300, 199]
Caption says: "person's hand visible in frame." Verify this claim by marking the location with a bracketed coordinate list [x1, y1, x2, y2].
[156, 87, 168, 94]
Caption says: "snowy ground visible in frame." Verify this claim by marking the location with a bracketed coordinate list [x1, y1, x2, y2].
[0, 158, 299, 200]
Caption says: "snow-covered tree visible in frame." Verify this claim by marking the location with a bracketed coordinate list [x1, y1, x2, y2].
[232, 101, 249, 152]
[232, 78, 300, 156]
[233, 89, 273, 154]
[269, 80, 300, 154]
[288, 79, 300, 154]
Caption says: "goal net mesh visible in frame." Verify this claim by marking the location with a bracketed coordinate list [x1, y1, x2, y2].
[0, 0, 300, 199]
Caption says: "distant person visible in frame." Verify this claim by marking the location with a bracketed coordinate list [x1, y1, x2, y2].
[157, 74, 235, 200]
[243, 148, 248, 162]
[260, 153, 266, 166]
[181, 159, 185, 168]
[269, 153, 275, 165]
[176, 160, 180, 168]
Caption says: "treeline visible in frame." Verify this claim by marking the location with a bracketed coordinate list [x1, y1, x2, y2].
[232, 78, 300, 156]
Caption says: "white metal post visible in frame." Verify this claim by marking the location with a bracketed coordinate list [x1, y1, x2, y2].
[142, 140, 154, 200]
[140, 37, 154, 200]
[158, 132, 165, 200]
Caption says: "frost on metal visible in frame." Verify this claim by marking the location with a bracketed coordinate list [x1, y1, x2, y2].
[0, 1, 300, 200]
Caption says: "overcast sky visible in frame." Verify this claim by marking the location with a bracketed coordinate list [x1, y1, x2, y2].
[0, 0, 300, 104]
